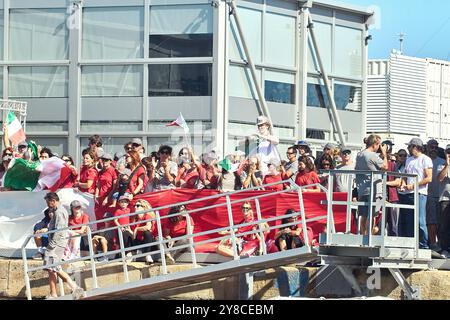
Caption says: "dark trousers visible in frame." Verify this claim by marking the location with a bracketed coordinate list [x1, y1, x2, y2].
[439, 201, 450, 251]
[133, 231, 160, 260]
[275, 233, 303, 251]
[398, 193, 429, 249]
[386, 202, 399, 237]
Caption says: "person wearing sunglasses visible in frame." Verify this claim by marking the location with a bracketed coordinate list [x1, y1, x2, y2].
[148, 145, 178, 191]
[131, 200, 157, 265]
[275, 209, 305, 251]
[94, 153, 118, 229]
[295, 156, 320, 192]
[0, 147, 14, 187]
[216, 202, 267, 257]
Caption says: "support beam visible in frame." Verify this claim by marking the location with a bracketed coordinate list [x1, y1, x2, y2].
[228, 0, 273, 133]
[389, 268, 420, 300]
[306, 12, 347, 147]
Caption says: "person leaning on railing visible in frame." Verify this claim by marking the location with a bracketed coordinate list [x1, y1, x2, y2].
[131, 200, 158, 265]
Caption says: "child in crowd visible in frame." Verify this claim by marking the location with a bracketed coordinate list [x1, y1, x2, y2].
[113, 195, 133, 252]
[110, 169, 132, 208]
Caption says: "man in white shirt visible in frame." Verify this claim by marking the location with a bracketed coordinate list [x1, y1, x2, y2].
[398, 138, 433, 249]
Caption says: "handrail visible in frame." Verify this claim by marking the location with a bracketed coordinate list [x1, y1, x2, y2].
[23, 178, 329, 299]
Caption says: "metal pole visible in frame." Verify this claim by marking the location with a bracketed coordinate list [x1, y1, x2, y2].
[329, 174, 336, 233]
[155, 211, 168, 275]
[22, 241, 32, 300]
[228, 0, 273, 131]
[185, 212, 198, 267]
[307, 13, 347, 147]
[86, 227, 98, 289]
[368, 172, 374, 246]
[380, 173, 388, 257]
[225, 195, 239, 260]
[117, 226, 129, 283]
[326, 177, 333, 245]
[414, 176, 419, 258]
[345, 172, 353, 233]
[254, 199, 267, 255]
[297, 189, 310, 252]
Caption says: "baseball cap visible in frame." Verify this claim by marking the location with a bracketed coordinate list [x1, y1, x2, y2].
[324, 143, 336, 150]
[267, 158, 281, 167]
[406, 138, 424, 147]
[96, 147, 105, 159]
[118, 195, 130, 202]
[256, 116, 270, 126]
[70, 200, 82, 209]
[445, 144, 450, 151]
[382, 140, 395, 146]
[296, 140, 309, 147]
[341, 147, 352, 154]
[427, 139, 439, 146]
[131, 138, 142, 146]
[100, 153, 113, 161]
[114, 151, 125, 160]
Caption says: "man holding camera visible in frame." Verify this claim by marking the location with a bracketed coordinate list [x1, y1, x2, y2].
[355, 134, 388, 235]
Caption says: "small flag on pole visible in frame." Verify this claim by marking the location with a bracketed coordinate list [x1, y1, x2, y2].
[166, 113, 190, 134]
[5, 111, 26, 146]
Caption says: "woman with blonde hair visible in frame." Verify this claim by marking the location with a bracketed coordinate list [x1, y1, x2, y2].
[131, 199, 157, 264]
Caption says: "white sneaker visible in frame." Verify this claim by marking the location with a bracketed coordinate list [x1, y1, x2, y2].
[145, 255, 154, 265]
[441, 250, 450, 259]
[72, 286, 85, 300]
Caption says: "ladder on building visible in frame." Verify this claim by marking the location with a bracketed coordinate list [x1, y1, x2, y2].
[21, 179, 324, 300]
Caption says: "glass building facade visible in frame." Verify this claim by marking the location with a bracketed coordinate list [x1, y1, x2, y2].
[0, 0, 372, 165]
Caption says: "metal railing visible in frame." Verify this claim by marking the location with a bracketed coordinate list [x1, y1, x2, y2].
[319, 169, 421, 257]
[21, 178, 330, 300]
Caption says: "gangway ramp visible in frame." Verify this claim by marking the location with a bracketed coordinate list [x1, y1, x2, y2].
[70, 249, 316, 300]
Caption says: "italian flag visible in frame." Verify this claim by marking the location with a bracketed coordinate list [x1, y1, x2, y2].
[6, 111, 26, 146]
[166, 113, 190, 134]
[3, 142, 73, 192]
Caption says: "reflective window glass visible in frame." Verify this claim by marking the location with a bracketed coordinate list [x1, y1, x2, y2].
[9, 67, 68, 98]
[149, 64, 212, 97]
[229, 7, 262, 64]
[264, 71, 295, 104]
[9, 9, 68, 60]
[149, 5, 212, 58]
[334, 83, 362, 112]
[307, 22, 332, 74]
[264, 12, 296, 67]
[335, 26, 363, 78]
[228, 65, 261, 99]
[83, 7, 144, 59]
[81, 65, 143, 97]
[307, 78, 330, 108]
[0, 68, 3, 97]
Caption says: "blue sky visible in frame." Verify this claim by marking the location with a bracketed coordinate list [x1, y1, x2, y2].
[344, 0, 450, 60]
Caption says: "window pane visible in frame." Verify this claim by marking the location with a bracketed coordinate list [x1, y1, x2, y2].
[306, 129, 329, 140]
[265, 12, 295, 67]
[307, 78, 329, 108]
[0, 11, 3, 60]
[264, 71, 295, 104]
[307, 22, 332, 74]
[149, 64, 212, 97]
[334, 26, 363, 77]
[334, 83, 362, 112]
[150, 5, 212, 35]
[9, 67, 68, 98]
[27, 137, 67, 156]
[82, 65, 143, 97]
[9, 9, 68, 60]
[80, 121, 142, 132]
[229, 7, 262, 64]
[150, 34, 212, 58]
[83, 7, 144, 59]
[228, 65, 261, 99]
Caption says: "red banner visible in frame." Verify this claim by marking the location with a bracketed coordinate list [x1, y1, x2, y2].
[137, 189, 351, 253]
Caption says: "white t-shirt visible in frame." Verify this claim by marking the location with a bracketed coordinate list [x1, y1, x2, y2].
[404, 154, 433, 195]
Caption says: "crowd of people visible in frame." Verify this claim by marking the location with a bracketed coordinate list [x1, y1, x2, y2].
[2, 117, 450, 298]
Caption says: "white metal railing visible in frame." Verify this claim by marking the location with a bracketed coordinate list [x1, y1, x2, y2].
[319, 169, 421, 257]
[21, 178, 330, 300]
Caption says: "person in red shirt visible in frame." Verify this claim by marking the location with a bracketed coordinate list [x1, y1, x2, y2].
[163, 205, 195, 264]
[113, 195, 133, 251]
[126, 150, 146, 198]
[294, 156, 321, 192]
[263, 160, 283, 191]
[75, 149, 98, 194]
[216, 202, 268, 257]
[63, 200, 89, 260]
[202, 152, 220, 189]
[175, 149, 206, 189]
[59, 155, 78, 189]
[94, 153, 118, 229]
[131, 200, 157, 265]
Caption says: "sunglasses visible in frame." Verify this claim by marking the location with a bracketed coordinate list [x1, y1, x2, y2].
[322, 163, 331, 166]
[160, 150, 170, 155]
[242, 207, 252, 211]
[134, 204, 142, 208]
[398, 154, 407, 157]
[126, 147, 132, 151]
[132, 143, 140, 148]
[62, 158, 71, 162]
